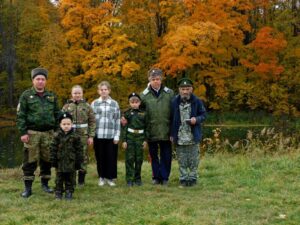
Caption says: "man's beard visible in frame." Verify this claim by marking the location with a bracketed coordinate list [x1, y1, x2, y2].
[180, 95, 190, 102]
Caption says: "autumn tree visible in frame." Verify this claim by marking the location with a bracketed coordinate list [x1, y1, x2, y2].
[239, 27, 292, 115]
[157, 0, 253, 110]
[41, 0, 140, 107]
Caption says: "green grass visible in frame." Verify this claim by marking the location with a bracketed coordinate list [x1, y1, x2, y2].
[0, 152, 300, 225]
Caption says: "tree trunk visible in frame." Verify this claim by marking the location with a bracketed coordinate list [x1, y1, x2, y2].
[292, 0, 300, 36]
[0, 0, 16, 107]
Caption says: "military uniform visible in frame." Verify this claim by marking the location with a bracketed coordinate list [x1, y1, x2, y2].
[50, 128, 83, 199]
[121, 105, 146, 185]
[17, 86, 60, 196]
[140, 78, 174, 184]
[62, 99, 96, 185]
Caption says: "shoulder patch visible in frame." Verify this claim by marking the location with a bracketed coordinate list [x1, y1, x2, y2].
[163, 87, 171, 93]
[142, 88, 149, 95]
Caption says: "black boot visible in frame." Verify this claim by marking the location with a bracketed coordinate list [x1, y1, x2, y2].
[78, 171, 86, 187]
[65, 191, 73, 200]
[41, 178, 53, 193]
[21, 180, 32, 198]
[55, 191, 62, 200]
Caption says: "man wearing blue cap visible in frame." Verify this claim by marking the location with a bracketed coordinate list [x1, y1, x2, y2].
[170, 77, 206, 187]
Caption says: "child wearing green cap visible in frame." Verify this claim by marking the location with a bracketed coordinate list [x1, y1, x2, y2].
[121, 93, 147, 186]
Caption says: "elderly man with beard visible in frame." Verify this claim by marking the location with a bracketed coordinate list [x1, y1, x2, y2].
[170, 78, 207, 187]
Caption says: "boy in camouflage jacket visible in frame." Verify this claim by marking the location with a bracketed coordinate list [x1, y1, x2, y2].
[50, 112, 83, 200]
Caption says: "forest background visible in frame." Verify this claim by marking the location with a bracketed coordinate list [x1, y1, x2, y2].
[0, 0, 299, 116]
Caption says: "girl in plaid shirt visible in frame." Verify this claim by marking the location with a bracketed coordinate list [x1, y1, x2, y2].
[91, 81, 121, 187]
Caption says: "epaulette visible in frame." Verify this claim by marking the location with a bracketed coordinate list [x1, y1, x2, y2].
[163, 87, 171, 93]
[142, 88, 150, 95]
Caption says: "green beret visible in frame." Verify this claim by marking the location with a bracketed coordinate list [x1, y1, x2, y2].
[31, 68, 48, 80]
[178, 78, 193, 87]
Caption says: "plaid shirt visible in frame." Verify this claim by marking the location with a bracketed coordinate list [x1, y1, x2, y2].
[91, 97, 121, 141]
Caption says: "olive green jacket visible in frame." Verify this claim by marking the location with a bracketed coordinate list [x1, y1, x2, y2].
[16, 87, 60, 135]
[140, 85, 174, 141]
[121, 108, 146, 143]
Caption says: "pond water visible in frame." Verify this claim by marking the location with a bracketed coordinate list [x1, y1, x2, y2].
[0, 125, 266, 168]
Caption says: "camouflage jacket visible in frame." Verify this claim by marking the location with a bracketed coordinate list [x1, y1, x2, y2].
[121, 108, 146, 143]
[16, 87, 60, 135]
[62, 99, 96, 138]
[140, 85, 174, 141]
[50, 129, 83, 172]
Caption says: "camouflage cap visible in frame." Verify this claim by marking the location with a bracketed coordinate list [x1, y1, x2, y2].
[148, 68, 163, 78]
[178, 77, 193, 87]
[31, 67, 48, 80]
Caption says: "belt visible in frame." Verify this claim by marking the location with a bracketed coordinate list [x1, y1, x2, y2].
[28, 129, 54, 134]
[72, 124, 88, 128]
[128, 128, 144, 134]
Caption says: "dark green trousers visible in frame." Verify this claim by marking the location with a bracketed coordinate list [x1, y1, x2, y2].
[125, 140, 144, 182]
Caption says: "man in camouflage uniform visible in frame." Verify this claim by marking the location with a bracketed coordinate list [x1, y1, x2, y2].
[140, 68, 174, 185]
[16, 67, 60, 198]
[62, 85, 96, 186]
[121, 93, 147, 186]
[50, 112, 83, 200]
[170, 78, 206, 187]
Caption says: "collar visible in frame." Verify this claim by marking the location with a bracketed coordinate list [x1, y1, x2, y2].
[150, 85, 161, 93]
[59, 128, 74, 136]
[30, 87, 49, 96]
[67, 99, 86, 104]
[98, 96, 112, 104]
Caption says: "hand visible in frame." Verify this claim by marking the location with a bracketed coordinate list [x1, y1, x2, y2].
[87, 137, 93, 145]
[190, 117, 197, 125]
[170, 137, 173, 143]
[121, 117, 128, 126]
[113, 140, 119, 145]
[122, 142, 127, 150]
[21, 134, 29, 143]
[142, 141, 147, 150]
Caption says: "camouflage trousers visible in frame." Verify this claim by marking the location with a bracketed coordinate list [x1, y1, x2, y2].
[176, 143, 200, 181]
[79, 135, 89, 172]
[73, 134, 89, 186]
[125, 140, 144, 182]
[55, 171, 74, 193]
[22, 130, 54, 181]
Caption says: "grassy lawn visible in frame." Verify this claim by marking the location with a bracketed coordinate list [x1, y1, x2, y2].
[0, 152, 299, 225]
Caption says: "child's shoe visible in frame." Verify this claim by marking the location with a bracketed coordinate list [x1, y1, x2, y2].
[98, 177, 105, 186]
[55, 191, 62, 200]
[65, 191, 73, 200]
[107, 179, 116, 187]
[135, 180, 143, 186]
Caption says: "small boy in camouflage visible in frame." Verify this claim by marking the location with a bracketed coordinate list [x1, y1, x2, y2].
[121, 93, 147, 186]
[62, 85, 96, 187]
[50, 112, 83, 200]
